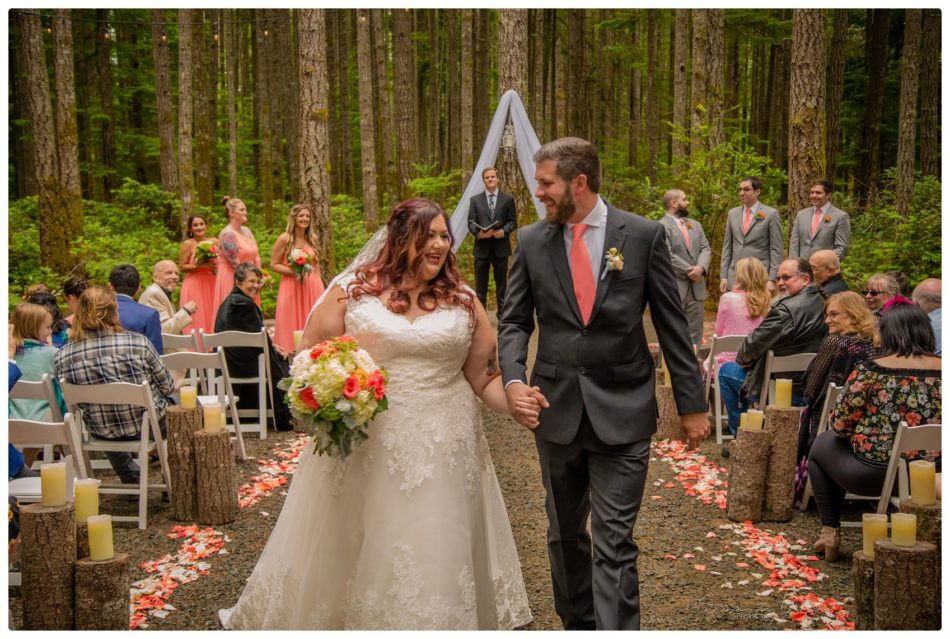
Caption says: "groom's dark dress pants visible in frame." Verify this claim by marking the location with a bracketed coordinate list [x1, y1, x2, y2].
[535, 409, 651, 630]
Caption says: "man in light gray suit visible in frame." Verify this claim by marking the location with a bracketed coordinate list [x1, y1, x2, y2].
[719, 177, 784, 293]
[660, 189, 711, 350]
[789, 179, 851, 260]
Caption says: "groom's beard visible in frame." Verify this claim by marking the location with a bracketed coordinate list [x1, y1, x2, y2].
[675, 205, 690, 218]
[545, 190, 576, 224]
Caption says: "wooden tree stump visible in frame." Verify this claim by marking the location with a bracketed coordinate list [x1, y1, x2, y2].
[899, 499, 941, 547]
[726, 429, 772, 522]
[19, 502, 76, 630]
[167, 404, 203, 522]
[76, 521, 90, 559]
[762, 406, 801, 521]
[873, 539, 939, 629]
[74, 553, 131, 629]
[851, 550, 875, 630]
[195, 429, 239, 525]
[655, 384, 685, 442]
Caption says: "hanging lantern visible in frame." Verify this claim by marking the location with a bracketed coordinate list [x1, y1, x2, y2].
[501, 123, 516, 160]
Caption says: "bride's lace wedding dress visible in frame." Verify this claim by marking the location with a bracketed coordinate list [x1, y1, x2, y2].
[219, 288, 532, 629]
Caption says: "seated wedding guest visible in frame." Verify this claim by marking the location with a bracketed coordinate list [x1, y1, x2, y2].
[711, 257, 771, 372]
[54, 286, 174, 484]
[214, 262, 293, 431]
[912, 278, 941, 355]
[62, 276, 89, 328]
[795, 292, 877, 489]
[862, 273, 899, 317]
[9, 303, 66, 422]
[718, 258, 827, 441]
[109, 264, 164, 354]
[8, 355, 37, 481]
[25, 288, 69, 347]
[807, 299, 941, 561]
[808, 250, 848, 297]
[140, 260, 198, 389]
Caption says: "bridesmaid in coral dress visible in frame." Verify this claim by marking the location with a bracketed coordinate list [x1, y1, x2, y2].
[179, 214, 219, 338]
[270, 204, 325, 353]
[213, 196, 262, 313]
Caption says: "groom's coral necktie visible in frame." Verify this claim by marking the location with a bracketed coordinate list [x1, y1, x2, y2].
[570, 223, 595, 324]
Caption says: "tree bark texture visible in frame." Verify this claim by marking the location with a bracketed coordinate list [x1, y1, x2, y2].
[628, 16, 640, 166]
[297, 9, 335, 279]
[851, 550, 875, 630]
[646, 11, 658, 183]
[787, 9, 826, 222]
[52, 9, 83, 248]
[498, 9, 529, 97]
[726, 429, 772, 522]
[256, 9, 275, 227]
[194, 430, 239, 525]
[356, 9, 380, 229]
[224, 9, 238, 197]
[655, 384, 686, 442]
[767, 20, 791, 172]
[689, 9, 706, 159]
[392, 9, 414, 197]
[20, 502, 76, 630]
[872, 540, 939, 630]
[825, 10, 849, 181]
[446, 11, 460, 170]
[460, 9, 475, 186]
[555, 11, 568, 139]
[918, 10, 940, 178]
[671, 9, 690, 171]
[74, 554, 131, 630]
[567, 10, 586, 139]
[95, 9, 118, 199]
[762, 406, 800, 521]
[856, 9, 890, 206]
[178, 10, 196, 225]
[372, 10, 396, 208]
[194, 11, 215, 208]
[167, 405, 203, 522]
[76, 520, 90, 559]
[895, 9, 922, 216]
[152, 10, 178, 196]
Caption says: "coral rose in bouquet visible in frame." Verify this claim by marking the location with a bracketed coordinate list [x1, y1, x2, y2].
[278, 335, 388, 459]
[288, 247, 314, 282]
[195, 240, 218, 265]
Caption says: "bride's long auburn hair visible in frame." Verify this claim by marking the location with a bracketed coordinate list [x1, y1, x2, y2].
[348, 198, 476, 321]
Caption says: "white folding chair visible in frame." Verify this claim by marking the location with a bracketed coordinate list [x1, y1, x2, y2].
[840, 423, 942, 528]
[200, 328, 274, 439]
[701, 335, 747, 444]
[8, 412, 87, 587]
[757, 351, 817, 409]
[160, 350, 247, 460]
[162, 331, 199, 352]
[799, 382, 844, 511]
[59, 380, 171, 530]
[9, 373, 65, 468]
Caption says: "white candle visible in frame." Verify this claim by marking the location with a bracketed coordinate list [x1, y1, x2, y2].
[862, 513, 888, 557]
[909, 460, 937, 506]
[40, 462, 67, 507]
[73, 478, 100, 522]
[204, 402, 222, 433]
[180, 385, 197, 409]
[87, 514, 114, 561]
[746, 409, 764, 430]
[774, 378, 793, 408]
[891, 513, 917, 547]
[739, 412, 749, 430]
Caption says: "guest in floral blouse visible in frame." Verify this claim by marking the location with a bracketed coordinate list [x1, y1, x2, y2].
[807, 298, 941, 562]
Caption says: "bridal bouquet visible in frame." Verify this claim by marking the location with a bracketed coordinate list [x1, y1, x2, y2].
[288, 247, 313, 282]
[278, 335, 388, 459]
[195, 240, 218, 265]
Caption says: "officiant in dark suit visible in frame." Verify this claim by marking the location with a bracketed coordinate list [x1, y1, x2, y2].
[468, 167, 518, 311]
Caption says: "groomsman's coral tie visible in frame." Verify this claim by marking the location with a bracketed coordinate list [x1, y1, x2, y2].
[570, 223, 595, 324]
[811, 208, 822, 238]
[679, 219, 692, 250]
[743, 207, 752, 234]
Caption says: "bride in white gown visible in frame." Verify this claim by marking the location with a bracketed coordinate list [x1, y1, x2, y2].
[219, 199, 537, 630]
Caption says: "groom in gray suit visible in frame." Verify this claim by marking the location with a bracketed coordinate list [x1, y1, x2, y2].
[719, 177, 784, 293]
[659, 189, 711, 350]
[499, 138, 708, 630]
[789, 179, 851, 260]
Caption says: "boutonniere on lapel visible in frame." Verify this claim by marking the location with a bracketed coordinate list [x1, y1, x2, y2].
[685, 221, 693, 230]
[824, 214, 831, 223]
[602, 248, 624, 280]
[755, 211, 765, 220]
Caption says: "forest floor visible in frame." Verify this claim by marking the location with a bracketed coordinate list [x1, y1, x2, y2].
[7, 311, 862, 631]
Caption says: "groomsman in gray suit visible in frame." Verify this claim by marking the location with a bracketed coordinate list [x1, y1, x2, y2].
[660, 190, 711, 350]
[719, 177, 784, 293]
[789, 179, 851, 260]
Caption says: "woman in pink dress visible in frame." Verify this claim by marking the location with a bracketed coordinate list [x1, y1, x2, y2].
[179, 214, 219, 338]
[213, 196, 262, 313]
[270, 204, 325, 352]
[712, 257, 771, 370]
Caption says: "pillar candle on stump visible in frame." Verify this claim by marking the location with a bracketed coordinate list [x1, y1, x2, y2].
[862, 513, 888, 558]
[739, 412, 749, 430]
[891, 513, 917, 547]
[909, 460, 936, 506]
[73, 478, 100, 522]
[180, 385, 197, 409]
[40, 461, 67, 507]
[87, 514, 114, 561]
[745, 409, 764, 430]
[773, 378, 792, 408]
[204, 402, 222, 433]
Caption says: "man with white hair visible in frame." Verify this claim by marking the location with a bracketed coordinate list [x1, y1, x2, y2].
[912, 278, 941, 355]
[140, 260, 198, 388]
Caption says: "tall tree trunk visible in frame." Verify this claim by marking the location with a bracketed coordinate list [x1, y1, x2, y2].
[446, 11, 460, 170]
[895, 9, 922, 215]
[825, 10, 848, 182]
[918, 9, 940, 178]
[392, 9, 414, 197]
[22, 12, 72, 273]
[768, 15, 792, 174]
[118, 24, 147, 184]
[787, 9, 826, 223]
[856, 9, 890, 206]
[10, 22, 38, 198]
[178, 10, 196, 225]
[52, 10, 83, 248]
[337, 11, 353, 194]
[474, 10, 491, 148]
[372, 10, 396, 208]
[426, 11, 440, 167]
[194, 11, 215, 207]
[356, 9, 380, 229]
[279, 10, 298, 200]
[297, 9, 334, 278]
[671, 9, 690, 173]
[646, 11, 658, 182]
[497, 10, 531, 242]
[152, 10, 178, 197]
[555, 11, 568, 138]
[567, 10, 586, 138]
[532, 9, 545, 128]
[224, 9, 238, 197]
[628, 15, 641, 166]
[96, 9, 117, 199]
[75, 17, 96, 200]
[544, 10, 557, 140]
[692, 9, 724, 151]
[460, 10, 475, 186]
[753, 43, 770, 152]
[256, 10, 274, 226]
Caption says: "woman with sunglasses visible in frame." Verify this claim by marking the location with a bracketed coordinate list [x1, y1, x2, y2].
[861, 273, 899, 316]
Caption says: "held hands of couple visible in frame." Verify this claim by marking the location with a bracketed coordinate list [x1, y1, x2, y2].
[680, 412, 710, 450]
[505, 382, 550, 429]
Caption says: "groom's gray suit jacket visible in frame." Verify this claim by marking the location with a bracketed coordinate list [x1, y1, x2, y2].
[498, 203, 707, 446]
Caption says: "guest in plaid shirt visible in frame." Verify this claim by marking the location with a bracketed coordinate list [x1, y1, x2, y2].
[54, 286, 173, 484]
